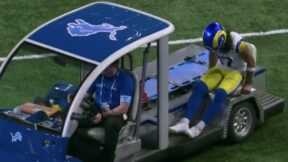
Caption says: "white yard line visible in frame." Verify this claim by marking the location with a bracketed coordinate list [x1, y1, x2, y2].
[151, 29, 288, 46]
[1, 29, 288, 62]
[166, 28, 288, 46]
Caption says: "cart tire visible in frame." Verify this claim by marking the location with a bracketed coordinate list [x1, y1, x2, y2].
[228, 102, 256, 142]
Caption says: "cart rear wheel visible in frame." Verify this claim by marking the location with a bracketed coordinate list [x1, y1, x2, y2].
[228, 102, 256, 142]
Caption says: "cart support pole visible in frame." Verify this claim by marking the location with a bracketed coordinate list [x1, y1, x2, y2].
[157, 36, 169, 149]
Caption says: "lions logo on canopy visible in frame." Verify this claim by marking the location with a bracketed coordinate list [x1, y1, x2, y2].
[67, 19, 127, 41]
[10, 131, 23, 143]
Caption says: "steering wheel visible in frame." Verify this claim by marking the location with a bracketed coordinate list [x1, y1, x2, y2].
[71, 97, 98, 121]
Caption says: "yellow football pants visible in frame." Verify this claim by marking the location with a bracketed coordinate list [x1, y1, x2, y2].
[200, 66, 242, 94]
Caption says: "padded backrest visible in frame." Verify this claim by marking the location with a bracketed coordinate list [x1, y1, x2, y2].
[133, 45, 207, 80]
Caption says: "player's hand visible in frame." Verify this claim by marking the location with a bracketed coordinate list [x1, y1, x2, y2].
[91, 113, 102, 124]
[241, 83, 252, 95]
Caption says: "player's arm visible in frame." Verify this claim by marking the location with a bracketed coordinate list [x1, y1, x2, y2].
[239, 42, 257, 94]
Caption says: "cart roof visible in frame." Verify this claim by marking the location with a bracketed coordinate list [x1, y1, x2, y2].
[26, 2, 174, 65]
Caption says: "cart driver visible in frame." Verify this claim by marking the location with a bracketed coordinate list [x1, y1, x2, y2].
[170, 22, 257, 138]
[71, 60, 135, 162]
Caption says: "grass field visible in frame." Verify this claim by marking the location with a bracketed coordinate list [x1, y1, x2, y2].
[0, 0, 287, 162]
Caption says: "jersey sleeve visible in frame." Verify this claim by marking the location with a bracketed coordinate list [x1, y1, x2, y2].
[236, 40, 248, 53]
[119, 73, 135, 104]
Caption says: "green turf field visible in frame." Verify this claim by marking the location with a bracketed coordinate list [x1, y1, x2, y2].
[0, 0, 287, 161]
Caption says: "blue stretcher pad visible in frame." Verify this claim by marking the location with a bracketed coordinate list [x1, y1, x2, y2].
[145, 51, 209, 100]
[196, 52, 209, 64]
[169, 61, 208, 86]
[145, 78, 178, 100]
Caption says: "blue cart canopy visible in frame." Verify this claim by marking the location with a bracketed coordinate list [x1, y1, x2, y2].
[26, 2, 174, 65]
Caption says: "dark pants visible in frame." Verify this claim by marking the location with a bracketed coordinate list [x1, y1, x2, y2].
[69, 115, 125, 162]
[101, 116, 125, 162]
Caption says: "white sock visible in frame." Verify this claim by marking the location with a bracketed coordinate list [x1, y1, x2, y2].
[180, 118, 190, 124]
[196, 120, 206, 130]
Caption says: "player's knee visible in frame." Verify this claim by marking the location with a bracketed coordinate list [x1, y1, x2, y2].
[214, 88, 228, 103]
[193, 80, 209, 95]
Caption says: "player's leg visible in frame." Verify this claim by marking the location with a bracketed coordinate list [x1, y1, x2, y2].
[187, 70, 242, 138]
[203, 70, 242, 122]
[170, 67, 223, 133]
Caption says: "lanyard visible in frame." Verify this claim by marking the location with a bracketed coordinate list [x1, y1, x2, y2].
[99, 70, 119, 104]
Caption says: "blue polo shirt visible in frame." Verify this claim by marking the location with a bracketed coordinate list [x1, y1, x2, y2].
[88, 69, 134, 109]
